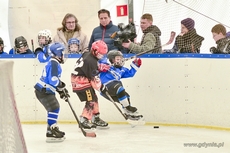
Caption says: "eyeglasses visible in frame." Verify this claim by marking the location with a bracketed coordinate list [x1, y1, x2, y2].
[66, 21, 75, 24]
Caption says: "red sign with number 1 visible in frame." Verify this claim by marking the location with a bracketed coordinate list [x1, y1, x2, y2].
[116, 5, 128, 17]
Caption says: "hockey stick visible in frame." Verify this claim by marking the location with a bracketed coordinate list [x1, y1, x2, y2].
[125, 31, 176, 61]
[104, 91, 145, 127]
[65, 97, 96, 138]
[31, 39, 34, 52]
[105, 91, 129, 120]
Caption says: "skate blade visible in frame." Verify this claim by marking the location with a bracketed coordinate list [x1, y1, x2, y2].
[46, 136, 66, 143]
[127, 118, 145, 127]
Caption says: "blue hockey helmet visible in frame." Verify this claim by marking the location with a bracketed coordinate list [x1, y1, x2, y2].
[68, 38, 80, 53]
[50, 42, 65, 63]
[68, 38, 80, 46]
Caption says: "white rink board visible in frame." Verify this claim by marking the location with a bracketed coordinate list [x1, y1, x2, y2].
[2, 56, 230, 129]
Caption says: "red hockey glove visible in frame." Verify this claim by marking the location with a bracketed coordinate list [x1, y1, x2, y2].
[133, 58, 142, 67]
[98, 63, 110, 72]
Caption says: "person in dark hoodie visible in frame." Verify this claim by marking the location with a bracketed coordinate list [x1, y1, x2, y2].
[88, 9, 120, 52]
[122, 13, 162, 53]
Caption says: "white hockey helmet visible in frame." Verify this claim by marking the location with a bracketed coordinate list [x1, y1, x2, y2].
[38, 29, 52, 47]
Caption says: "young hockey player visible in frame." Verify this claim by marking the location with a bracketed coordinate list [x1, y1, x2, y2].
[0, 37, 8, 54]
[9, 36, 33, 54]
[68, 38, 80, 54]
[34, 29, 53, 63]
[34, 42, 70, 142]
[71, 40, 109, 130]
[98, 50, 143, 121]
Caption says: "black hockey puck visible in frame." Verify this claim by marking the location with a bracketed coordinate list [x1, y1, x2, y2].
[153, 126, 159, 128]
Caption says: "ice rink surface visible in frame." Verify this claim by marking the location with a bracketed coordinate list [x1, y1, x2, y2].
[22, 124, 230, 153]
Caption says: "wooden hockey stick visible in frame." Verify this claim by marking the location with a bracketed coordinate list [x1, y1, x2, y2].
[31, 39, 34, 52]
[65, 97, 96, 138]
[125, 31, 176, 61]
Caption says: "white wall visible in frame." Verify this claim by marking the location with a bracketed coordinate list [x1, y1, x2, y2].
[2, 55, 230, 129]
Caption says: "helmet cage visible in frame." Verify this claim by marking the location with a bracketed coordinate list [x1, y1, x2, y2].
[38, 29, 52, 47]
[107, 50, 125, 67]
[68, 38, 80, 53]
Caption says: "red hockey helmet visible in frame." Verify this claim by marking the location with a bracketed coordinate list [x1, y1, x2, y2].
[91, 40, 108, 58]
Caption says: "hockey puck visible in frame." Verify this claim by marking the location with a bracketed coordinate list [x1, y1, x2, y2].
[153, 126, 159, 128]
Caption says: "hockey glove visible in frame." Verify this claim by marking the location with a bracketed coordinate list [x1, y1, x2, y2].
[100, 84, 108, 95]
[98, 63, 111, 72]
[56, 81, 70, 102]
[210, 47, 217, 53]
[57, 88, 70, 102]
[34, 47, 43, 56]
[133, 58, 142, 67]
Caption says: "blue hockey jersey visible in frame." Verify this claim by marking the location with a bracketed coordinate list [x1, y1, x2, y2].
[34, 58, 62, 94]
[99, 61, 139, 85]
[36, 45, 52, 63]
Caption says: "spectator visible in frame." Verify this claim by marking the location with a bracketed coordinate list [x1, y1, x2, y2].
[53, 13, 88, 53]
[122, 13, 162, 53]
[0, 37, 8, 54]
[164, 18, 204, 53]
[210, 24, 230, 54]
[67, 38, 83, 54]
[88, 9, 124, 52]
[9, 36, 33, 54]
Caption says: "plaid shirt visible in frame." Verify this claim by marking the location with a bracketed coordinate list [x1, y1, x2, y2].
[175, 29, 204, 53]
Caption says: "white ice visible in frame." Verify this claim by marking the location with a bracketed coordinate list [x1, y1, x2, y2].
[22, 124, 230, 153]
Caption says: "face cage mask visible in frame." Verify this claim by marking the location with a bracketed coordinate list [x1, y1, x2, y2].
[113, 57, 125, 68]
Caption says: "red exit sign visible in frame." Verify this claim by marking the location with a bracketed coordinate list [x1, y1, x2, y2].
[116, 5, 128, 17]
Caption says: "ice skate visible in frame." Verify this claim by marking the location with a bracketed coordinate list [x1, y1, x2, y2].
[46, 124, 66, 143]
[123, 106, 143, 120]
[92, 114, 109, 129]
[80, 116, 96, 131]
[47, 125, 65, 136]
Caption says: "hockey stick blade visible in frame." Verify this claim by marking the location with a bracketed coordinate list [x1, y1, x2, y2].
[66, 98, 96, 138]
[125, 31, 176, 61]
